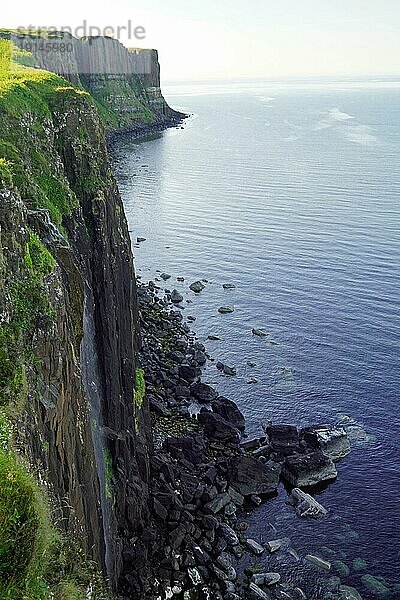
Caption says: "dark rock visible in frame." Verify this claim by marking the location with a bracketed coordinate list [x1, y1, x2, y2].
[170, 524, 187, 549]
[216, 553, 237, 580]
[228, 455, 281, 496]
[252, 328, 267, 337]
[191, 382, 218, 403]
[171, 289, 184, 304]
[161, 272, 172, 280]
[222, 283, 236, 289]
[240, 438, 261, 451]
[227, 486, 244, 506]
[305, 555, 331, 571]
[153, 498, 168, 520]
[218, 306, 234, 314]
[164, 436, 206, 466]
[211, 397, 245, 432]
[282, 450, 337, 487]
[249, 582, 272, 599]
[264, 424, 300, 455]
[137, 237, 146, 242]
[179, 364, 198, 382]
[219, 523, 239, 546]
[245, 539, 265, 555]
[208, 335, 221, 341]
[198, 412, 241, 444]
[204, 492, 231, 514]
[149, 396, 171, 416]
[190, 281, 205, 293]
[289, 487, 328, 518]
[300, 424, 350, 461]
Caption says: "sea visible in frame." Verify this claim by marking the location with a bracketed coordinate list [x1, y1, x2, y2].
[112, 77, 400, 599]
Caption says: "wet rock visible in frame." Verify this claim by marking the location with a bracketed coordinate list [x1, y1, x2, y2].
[305, 555, 331, 571]
[190, 281, 205, 293]
[264, 424, 300, 455]
[216, 362, 237, 376]
[249, 582, 272, 599]
[301, 424, 350, 461]
[227, 486, 244, 506]
[289, 487, 328, 518]
[171, 289, 184, 304]
[334, 561, 350, 577]
[240, 438, 261, 451]
[149, 396, 171, 417]
[188, 567, 203, 586]
[216, 553, 237, 580]
[282, 451, 337, 487]
[208, 335, 221, 341]
[198, 411, 241, 444]
[219, 523, 239, 546]
[245, 539, 265, 555]
[266, 539, 285, 553]
[361, 575, 390, 597]
[227, 455, 281, 497]
[223, 283, 236, 289]
[352, 558, 367, 571]
[252, 573, 281, 586]
[218, 306, 234, 314]
[250, 494, 262, 506]
[212, 397, 245, 432]
[161, 273, 172, 280]
[339, 585, 363, 600]
[252, 328, 267, 337]
[191, 382, 219, 403]
[179, 365, 198, 382]
[204, 492, 231, 514]
[194, 350, 207, 365]
[137, 237, 146, 242]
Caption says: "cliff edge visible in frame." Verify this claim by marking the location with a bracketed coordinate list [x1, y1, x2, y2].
[0, 30, 184, 132]
[0, 39, 152, 597]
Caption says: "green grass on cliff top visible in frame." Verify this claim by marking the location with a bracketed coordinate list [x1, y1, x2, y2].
[0, 39, 91, 224]
[0, 39, 87, 117]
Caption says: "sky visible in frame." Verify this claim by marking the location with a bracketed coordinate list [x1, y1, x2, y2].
[3, 0, 400, 80]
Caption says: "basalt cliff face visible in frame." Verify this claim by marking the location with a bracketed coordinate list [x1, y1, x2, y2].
[0, 41, 154, 597]
[1, 31, 182, 131]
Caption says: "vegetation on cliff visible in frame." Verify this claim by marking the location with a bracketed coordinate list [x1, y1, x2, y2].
[0, 40, 116, 598]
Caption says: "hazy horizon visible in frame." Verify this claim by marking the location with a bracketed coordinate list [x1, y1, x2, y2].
[3, 0, 400, 81]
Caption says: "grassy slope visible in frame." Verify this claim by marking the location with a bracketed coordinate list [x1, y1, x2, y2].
[0, 40, 112, 599]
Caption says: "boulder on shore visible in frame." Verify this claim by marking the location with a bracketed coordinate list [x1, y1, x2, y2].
[189, 281, 205, 293]
[218, 306, 234, 314]
[282, 450, 337, 487]
[264, 423, 300, 456]
[171, 289, 184, 304]
[289, 487, 327, 518]
[300, 424, 350, 461]
[191, 382, 219, 403]
[227, 455, 281, 497]
[212, 396, 245, 432]
[198, 410, 241, 444]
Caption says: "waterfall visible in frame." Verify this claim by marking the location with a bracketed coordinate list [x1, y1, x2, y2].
[80, 281, 114, 580]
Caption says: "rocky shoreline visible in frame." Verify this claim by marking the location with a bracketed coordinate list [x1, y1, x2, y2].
[107, 111, 189, 145]
[135, 279, 359, 600]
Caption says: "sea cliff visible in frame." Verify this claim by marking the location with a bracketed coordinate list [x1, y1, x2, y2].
[0, 38, 152, 597]
[0, 35, 355, 600]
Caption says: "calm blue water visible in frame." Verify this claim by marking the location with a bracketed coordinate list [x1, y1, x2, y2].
[113, 79, 400, 598]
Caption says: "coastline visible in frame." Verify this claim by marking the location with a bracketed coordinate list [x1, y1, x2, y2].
[107, 111, 189, 145]
[136, 278, 356, 600]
